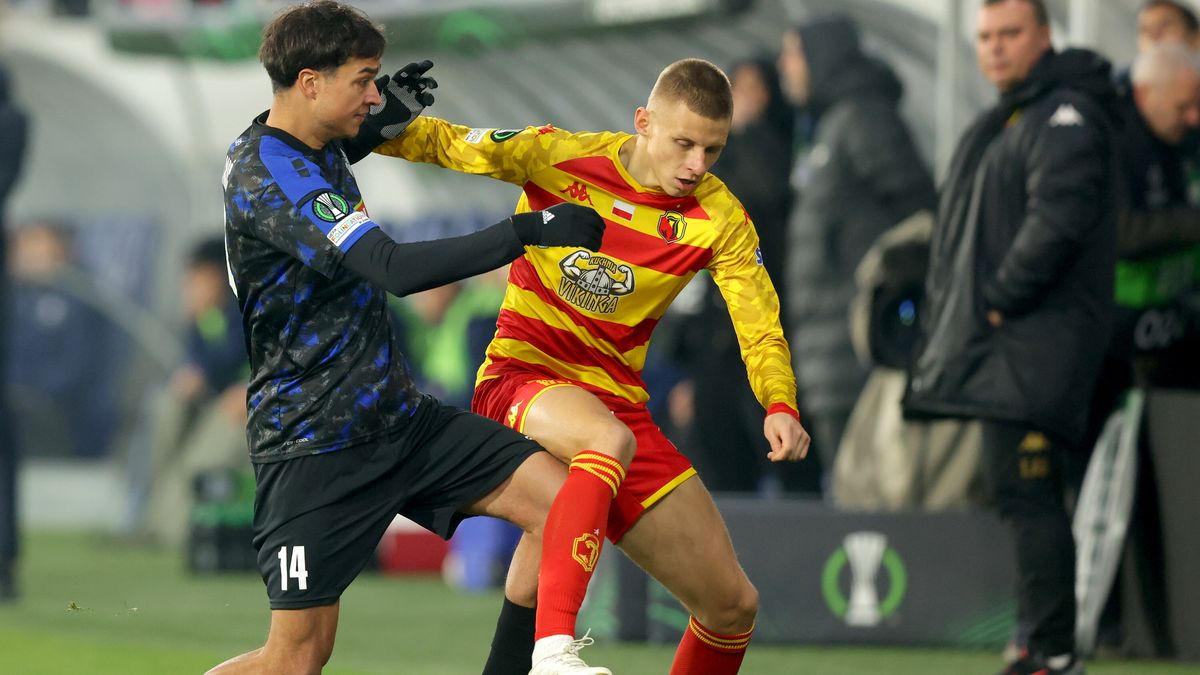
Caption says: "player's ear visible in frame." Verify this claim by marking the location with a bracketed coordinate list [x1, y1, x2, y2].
[296, 68, 320, 100]
[633, 107, 651, 137]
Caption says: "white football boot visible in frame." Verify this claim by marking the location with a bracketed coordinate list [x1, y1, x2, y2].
[529, 631, 612, 675]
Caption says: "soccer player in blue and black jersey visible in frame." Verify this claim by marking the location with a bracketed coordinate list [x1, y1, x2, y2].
[210, 2, 613, 673]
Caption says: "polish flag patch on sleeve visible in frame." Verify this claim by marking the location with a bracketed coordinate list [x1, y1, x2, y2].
[611, 199, 635, 221]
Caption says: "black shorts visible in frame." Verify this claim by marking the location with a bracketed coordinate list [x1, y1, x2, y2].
[252, 395, 542, 609]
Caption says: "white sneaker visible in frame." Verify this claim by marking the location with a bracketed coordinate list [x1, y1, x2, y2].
[529, 631, 612, 675]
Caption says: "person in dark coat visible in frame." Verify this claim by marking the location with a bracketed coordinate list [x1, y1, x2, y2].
[0, 63, 29, 602]
[1109, 42, 1200, 371]
[778, 15, 936, 479]
[903, 1, 1118, 673]
[673, 57, 818, 494]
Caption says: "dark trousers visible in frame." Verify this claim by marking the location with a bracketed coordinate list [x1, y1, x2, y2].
[685, 352, 822, 496]
[0, 253, 15, 587]
[981, 420, 1076, 657]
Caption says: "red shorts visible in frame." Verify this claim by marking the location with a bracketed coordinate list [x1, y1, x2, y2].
[473, 371, 696, 542]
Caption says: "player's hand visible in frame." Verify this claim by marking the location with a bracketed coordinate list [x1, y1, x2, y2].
[764, 412, 809, 462]
[510, 203, 606, 250]
[363, 60, 438, 143]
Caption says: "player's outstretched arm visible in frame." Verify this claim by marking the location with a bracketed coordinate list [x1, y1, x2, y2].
[764, 412, 810, 462]
[343, 60, 438, 163]
[341, 203, 604, 297]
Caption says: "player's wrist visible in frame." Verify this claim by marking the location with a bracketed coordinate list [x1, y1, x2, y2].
[509, 211, 542, 245]
[766, 403, 800, 421]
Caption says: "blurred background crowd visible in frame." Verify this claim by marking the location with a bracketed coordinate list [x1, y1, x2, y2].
[1, 0, 1199, 667]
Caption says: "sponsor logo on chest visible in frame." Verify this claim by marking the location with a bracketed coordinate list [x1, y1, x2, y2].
[556, 250, 635, 314]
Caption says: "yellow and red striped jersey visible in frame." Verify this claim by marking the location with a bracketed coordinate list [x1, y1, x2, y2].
[376, 117, 797, 413]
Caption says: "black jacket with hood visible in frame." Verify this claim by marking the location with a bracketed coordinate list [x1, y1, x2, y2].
[786, 16, 936, 416]
[903, 49, 1118, 443]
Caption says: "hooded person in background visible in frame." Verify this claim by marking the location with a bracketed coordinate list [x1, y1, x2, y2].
[903, 1, 1118, 672]
[664, 57, 817, 495]
[778, 15, 936, 484]
[0, 64, 30, 602]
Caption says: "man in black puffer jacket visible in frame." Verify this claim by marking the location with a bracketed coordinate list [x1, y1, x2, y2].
[779, 15, 936, 480]
[903, 1, 1117, 673]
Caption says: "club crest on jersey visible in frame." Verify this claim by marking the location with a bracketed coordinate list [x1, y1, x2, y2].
[572, 532, 601, 572]
[312, 192, 351, 222]
[657, 210, 687, 244]
[557, 250, 635, 314]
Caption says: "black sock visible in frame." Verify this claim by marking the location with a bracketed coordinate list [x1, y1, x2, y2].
[481, 596, 536, 675]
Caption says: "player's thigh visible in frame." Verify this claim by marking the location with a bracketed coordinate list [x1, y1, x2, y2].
[616, 476, 755, 616]
[463, 450, 565, 534]
[521, 385, 635, 464]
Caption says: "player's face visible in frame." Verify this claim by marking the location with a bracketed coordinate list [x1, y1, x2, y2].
[635, 99, 729, 197]
[975, 0, 1051, 93]
[312, 56, 382, 141]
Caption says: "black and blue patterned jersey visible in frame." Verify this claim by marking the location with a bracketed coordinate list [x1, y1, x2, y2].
[223, 114, 421, 463]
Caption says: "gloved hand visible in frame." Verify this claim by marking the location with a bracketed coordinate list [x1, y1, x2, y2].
[344, 61, 437, 163]
[510, 203, 606, 250]
[366, 60, 438, 136]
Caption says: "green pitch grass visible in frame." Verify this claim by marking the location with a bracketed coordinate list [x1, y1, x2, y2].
[0, 532, 1197, 674]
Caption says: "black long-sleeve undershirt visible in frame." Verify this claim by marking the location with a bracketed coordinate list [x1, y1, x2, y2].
[341, 220, 524, 297]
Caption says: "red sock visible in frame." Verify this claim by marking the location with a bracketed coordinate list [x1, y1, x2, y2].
[668, 616, 754, 675]
[535, 450, 624, 640]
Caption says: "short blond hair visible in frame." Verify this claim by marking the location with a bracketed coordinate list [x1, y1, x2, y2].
[648, 58, 733, 120]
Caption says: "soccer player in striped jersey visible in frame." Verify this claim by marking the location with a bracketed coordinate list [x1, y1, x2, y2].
[359, 58, 810, 675]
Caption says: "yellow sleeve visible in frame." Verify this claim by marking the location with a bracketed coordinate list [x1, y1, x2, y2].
[708, 204, 799, 414]
[373, 117, 561, 186]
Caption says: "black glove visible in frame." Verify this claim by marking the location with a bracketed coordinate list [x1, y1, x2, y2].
[344, 60, 437, 162]
[510, 203, 606, 250]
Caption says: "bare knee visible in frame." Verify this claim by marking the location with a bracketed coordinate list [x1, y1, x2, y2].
[288, 640, 335, 674]
[590, 417, 636, 468]
[206, 642, 331, 675]
[255, 639, 332, 675]
[696, 577, 758, 634]
[257, 608, 338, 675]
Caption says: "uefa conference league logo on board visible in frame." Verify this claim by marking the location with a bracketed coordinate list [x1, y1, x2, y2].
[822, 531, 907, 627]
